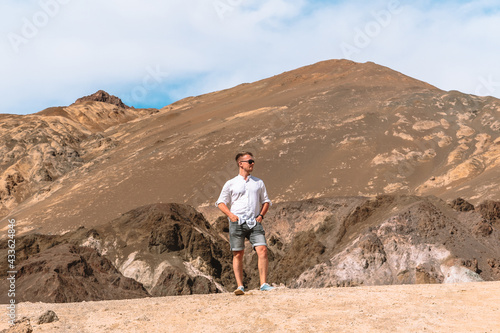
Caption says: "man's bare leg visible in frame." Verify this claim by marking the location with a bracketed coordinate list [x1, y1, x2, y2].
[233, 250, 245, 288]
[255, 245, 268, 286]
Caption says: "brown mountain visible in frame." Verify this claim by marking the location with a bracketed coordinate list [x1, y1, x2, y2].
[0, 95, 157, 223]
[1, 59, 499, 235]
[0, 59, 499, 301]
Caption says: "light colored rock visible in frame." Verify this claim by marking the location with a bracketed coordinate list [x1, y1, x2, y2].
[412, 120, 441, 131]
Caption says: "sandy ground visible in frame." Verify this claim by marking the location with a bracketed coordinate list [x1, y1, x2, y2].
[2, 282, 500, 333]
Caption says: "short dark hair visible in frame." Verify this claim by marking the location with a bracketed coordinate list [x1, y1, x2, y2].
[235, 151, 253, 162]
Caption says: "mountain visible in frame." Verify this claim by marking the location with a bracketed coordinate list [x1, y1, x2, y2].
[0, 59, 499, 301]
[0, 92, 157, 223]
[1, 59, 499, 235]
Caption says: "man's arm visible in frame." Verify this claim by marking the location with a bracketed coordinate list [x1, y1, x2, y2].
[256, 202, 270, 223]
[217, 203, 239, 222]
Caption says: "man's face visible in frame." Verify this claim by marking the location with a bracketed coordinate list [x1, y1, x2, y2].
[238, 154, 255, 172]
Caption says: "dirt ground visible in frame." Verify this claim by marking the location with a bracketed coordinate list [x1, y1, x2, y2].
[2, 281, 500, 333]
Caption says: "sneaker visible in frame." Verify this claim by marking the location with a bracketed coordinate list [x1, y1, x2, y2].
[260, 283, 275, 291]
[234, 286, 245, 295]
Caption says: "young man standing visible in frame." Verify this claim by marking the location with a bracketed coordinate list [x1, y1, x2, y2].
[216, 151, 274, 295]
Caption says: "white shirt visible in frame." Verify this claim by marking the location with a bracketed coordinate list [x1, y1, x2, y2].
[215, 175, 272, 227]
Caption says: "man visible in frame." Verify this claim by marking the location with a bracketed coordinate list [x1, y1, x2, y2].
[216, 151, 274, 295]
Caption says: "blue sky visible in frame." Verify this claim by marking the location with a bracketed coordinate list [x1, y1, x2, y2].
[1, 0, 500, 115]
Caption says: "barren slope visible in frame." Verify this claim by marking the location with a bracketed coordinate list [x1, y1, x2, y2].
[1, 59, 499, 236]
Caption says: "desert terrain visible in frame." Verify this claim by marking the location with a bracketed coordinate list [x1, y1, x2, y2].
[1, 59, 499, 332]
[3, 282, 500, 332]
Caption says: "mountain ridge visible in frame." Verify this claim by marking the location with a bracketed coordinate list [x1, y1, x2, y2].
[1, 58, 499, 233]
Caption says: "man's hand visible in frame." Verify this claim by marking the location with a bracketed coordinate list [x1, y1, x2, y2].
[229, 214, 239, 222]
[256, 215, 263, 223]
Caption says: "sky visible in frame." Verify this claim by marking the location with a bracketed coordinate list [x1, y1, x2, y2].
[1, 0, 500, 115]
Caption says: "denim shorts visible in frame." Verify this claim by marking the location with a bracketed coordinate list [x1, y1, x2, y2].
[229, 221, 267, 251]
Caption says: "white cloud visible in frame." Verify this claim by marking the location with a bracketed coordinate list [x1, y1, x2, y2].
[0, 0, 499, 114]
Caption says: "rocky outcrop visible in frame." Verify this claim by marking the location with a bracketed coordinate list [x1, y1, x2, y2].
[1, 318, 33, 333]
[95, 203, 232, 296]
[149, 266, 219, 296]
[36, 310, 59, 325]
[5, 244, 149, 303]
[281, 196, 497, 288]
[1, 196, 500, 301]
[74, 90, 128, 109]
[477, 200, 500, 224]
[449, 197, 475, 212]
[0, 203, 232, 302]
[207, 195, 496, 289]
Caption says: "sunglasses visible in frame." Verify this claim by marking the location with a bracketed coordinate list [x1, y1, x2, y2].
[240, 159, 255, 164]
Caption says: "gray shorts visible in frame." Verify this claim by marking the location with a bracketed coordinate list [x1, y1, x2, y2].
[229, 221, 267, 251]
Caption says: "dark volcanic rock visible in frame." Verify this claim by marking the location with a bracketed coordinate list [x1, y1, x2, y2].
[37, 310, 59, 324]
[74, 90, 128, 108]
[149, 266, 219, 296]
[477, 200, 500, 224]
[271, 230, 326, 285]
[213, 215, 229, 234]
[0, 203, 233, 302]
[474, 221, 493, 237]
[257, 195, 500, 289]
[2, 244, 149, 303]
[96, 203, 233, 295]
[450, 198, 475, 212]
[2, 196, 500, 301]
[488, 258, 500, 279]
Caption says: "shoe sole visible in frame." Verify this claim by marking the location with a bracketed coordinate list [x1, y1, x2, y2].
[234, 289, 244, 296]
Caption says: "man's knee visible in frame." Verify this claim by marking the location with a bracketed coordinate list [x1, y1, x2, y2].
[233, 250, 244, 259]
[255, 245, 268, 258]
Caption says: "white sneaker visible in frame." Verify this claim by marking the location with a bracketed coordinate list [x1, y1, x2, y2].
[234, 286, 245, 295]
[260, 283, 275, 291]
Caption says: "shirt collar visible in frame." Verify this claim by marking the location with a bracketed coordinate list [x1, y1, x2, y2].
[237, 174, 252, 181]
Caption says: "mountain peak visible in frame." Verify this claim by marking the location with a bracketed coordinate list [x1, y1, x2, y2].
[74, 90, 128, 108]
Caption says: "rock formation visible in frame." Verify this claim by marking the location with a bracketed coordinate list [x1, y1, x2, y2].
[2, 196, 499, 302]
[73, 90, 128, 109]
[11, 243, 149, 303]
[0, 203, 232, 302]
